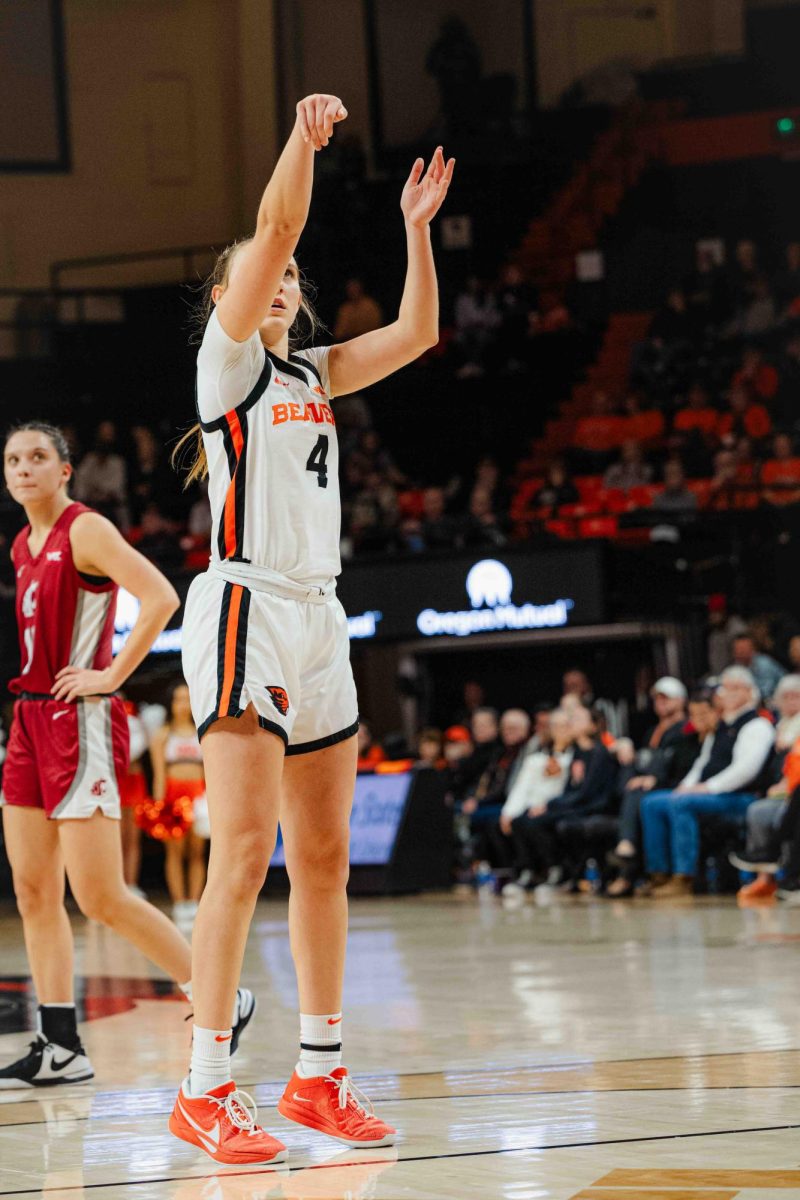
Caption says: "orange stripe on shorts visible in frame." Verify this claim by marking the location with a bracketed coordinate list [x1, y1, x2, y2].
[218, 585, 243, 716]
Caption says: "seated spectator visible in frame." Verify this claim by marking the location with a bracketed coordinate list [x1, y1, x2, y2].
[333, 278, 383, 341]
[647, 288, 693, 344]
[509, 706, 617, 886]
[350, 429, 406, 486]
[419, 486, 461, 551]
[727, 275, 777, 338]
[651, 461, 697, 515]
[451, 707, 500, 800]
[706, 594, 748, 676]
[606, 677, 689, 897]
[717, 384, 772, 443]
[573, 392, 624, 468]
[495, 707, 574, 889]
[357, 723, 386, 772]
[731, 345, 779, 403]
[73, 419, 129, 528]
[453, 275, 500, 378]
[462, 486, 507, 548]
[731, 632, 786, 704]
[708, 447, 740, 509]
[603, 440, 653, 492]
[730, 674, 800, 899]
[496, 264, 536, 371]
[443, 725, 473, 782]
[640, 667, 775, 897]
[774, 332, 800, 427]
[460, 709, 532, 865]
[727, 239, 760, 308]
[773, 241, 800, 308]
[762, 433, 800, 506]
[534, 459, 579, 512]
[416, 728, 444, 769]
[683, 244, 728, 329]
[672, 383, 720, 440]
[130, 503, 182, 569]
[529, 289, 571, 336]
[562, 667, 627, 737]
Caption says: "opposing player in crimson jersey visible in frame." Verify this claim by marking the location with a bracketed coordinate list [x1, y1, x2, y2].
[0, 423, 256, 1090]
[168, 93, 453, 1165]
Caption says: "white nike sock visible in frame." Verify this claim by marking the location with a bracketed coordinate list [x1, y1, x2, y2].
[189, 1026, 232, 1096]
[181, 981, 243, 1029]
[296, 1012, 343, 1079]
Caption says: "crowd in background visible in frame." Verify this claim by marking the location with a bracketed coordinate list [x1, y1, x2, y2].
[356, 620, 800, 902]
[16, 235, 799, 575]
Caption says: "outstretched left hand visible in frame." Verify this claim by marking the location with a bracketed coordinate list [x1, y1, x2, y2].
[401, 146, 455, 229]
[52, 665, 117, 703]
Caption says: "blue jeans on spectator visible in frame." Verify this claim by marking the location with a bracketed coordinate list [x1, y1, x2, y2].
[642, 790, 756, 876]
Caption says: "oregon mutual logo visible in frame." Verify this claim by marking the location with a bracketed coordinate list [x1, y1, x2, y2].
[416, 559, 574, 638]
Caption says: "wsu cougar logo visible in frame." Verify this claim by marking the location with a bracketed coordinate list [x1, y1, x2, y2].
[21, 580, 39, 619]
[465, 560, 513, 609]
[266, 686, 290, 716]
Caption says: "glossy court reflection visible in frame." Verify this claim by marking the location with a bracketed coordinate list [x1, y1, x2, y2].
[1, 894, 800, 1198]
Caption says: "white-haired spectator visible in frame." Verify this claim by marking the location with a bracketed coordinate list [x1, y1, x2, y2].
[774, 675, 800, 750]
[731, 632, 786, 703]
[639, 666, 775, 897]
[730, 675, 800, 899]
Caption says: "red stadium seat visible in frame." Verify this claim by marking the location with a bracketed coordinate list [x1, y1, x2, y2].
[578, 515, 619, 539]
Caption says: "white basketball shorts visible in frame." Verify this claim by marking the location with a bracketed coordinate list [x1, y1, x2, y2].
[182, 570, 359, 754]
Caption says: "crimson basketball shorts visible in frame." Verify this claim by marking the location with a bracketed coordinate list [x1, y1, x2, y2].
[1, 695, 129, 820]
[182, 570, 359, 753]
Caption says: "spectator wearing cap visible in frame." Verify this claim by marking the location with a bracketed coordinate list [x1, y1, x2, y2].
[443, 725, 473, 778]
[640, 667, 775, 897]
[731, 632, 786, 704]
[729, 674, 800, 900]
[606, 677, 688, 897]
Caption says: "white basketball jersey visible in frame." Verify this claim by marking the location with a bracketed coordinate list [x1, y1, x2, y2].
[196, 311, 340, 587]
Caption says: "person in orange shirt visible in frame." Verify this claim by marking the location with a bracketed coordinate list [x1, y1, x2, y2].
[673, 383, 720, 439]
[762, 432, 800, 506]
[356, 721, 386, 772]
[717, 384, 772, 442]
[731, 346, 779, 402]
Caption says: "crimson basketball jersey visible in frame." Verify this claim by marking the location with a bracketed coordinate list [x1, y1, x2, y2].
[9, 502, 117, 695]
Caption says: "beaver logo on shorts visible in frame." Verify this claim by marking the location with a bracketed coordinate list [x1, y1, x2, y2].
[266, 686, 290, 716]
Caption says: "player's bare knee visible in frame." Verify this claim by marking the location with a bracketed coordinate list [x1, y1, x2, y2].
[14, 876, 59, 919]
[223, 845, 270, 901]
[74, 885, 125, 926]
[287, 838, 350, 890]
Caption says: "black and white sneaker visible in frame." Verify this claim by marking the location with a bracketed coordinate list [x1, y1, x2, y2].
[0, 1035, 94, 1089]
[231, 987, 257, 1054]
[728, 851, 779, 875]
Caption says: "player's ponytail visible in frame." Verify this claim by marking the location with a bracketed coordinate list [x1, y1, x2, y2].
[171, 424, 207, 487]
[176, 242, 323, 488]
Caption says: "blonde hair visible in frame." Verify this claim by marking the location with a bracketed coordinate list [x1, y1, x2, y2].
[173, 240, 322, 487]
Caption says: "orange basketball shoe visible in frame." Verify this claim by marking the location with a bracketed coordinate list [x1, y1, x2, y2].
[278, 1067, 396, 1148]
[169, 1079, 287, 1166]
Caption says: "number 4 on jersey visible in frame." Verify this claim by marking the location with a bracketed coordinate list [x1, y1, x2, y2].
[306, 434, 329, 489]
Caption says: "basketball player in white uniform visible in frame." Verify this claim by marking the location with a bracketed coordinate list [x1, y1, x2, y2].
[169, 94, 454, 1165]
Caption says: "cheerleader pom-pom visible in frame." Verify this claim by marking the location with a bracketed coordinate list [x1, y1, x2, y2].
[135, 793, 194, 840]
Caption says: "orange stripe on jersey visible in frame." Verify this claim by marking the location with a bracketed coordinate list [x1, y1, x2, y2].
[222, 411, 245, 559]
[218, 584, 243, 717]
